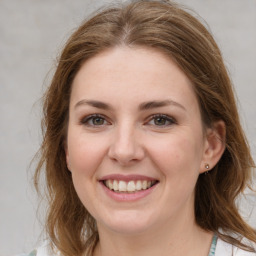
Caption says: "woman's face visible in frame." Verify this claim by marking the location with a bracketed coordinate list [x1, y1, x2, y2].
[66, 47, 213, 235]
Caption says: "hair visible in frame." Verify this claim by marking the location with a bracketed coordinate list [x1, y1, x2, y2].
[34, 0, 256, 255]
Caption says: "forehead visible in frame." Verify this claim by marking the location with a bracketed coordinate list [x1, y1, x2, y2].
[70, 46, 198, 111]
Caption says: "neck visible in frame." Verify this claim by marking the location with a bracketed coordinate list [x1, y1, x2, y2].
[93, 218, 213, 256]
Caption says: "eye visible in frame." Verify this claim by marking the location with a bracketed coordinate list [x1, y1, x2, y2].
[80, 114, 109, 126]
[146, 114, 176, 127]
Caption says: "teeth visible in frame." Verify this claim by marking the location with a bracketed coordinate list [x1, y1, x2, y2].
[104, 179, 156, 193]
[136, 180, 142, 190]
[108, 180, 113, 190]
[142, 180, 147, 189]
[119, 181, 126, 192]
[127, 181, 136, 192]
[105, 180, 113, 190]
[113, 180, 118, 191]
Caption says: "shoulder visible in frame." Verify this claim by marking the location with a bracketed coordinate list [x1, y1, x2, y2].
[215, 237, 256, 256]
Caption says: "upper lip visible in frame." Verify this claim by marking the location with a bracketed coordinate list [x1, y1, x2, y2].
[99, 174, 158, 182]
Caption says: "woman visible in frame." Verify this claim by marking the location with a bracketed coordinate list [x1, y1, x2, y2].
[27, 0, 256, 255]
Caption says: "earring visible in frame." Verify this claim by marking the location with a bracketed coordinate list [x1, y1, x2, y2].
[204, 163, 210, 175]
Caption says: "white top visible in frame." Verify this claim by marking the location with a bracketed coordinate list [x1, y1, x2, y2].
[20, 237, 256, 256]
[215, 238, 255, 256]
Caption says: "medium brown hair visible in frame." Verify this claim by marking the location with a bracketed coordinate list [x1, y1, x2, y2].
[35, 1, 256, 255]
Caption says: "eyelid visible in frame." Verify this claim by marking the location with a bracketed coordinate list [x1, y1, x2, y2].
[79, 113, 176, 128]
[80, 114, 110, 126]
[145, 114, 177, 127]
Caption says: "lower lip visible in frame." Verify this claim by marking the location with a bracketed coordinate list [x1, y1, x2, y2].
[100, 182, 157, 202]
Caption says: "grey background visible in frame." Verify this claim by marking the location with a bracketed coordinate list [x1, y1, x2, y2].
[0, 0, 255, 255]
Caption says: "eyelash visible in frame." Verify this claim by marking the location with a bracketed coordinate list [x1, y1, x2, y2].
[146, 114, 177, 127]
[79, 114, 177, 128]
[80, 114, 110, 126]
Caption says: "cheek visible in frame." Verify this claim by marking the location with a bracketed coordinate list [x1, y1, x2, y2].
[146, 133, 204, 177]
[66, 132, 108, 214]
[144, 135, 202, 217]
[67, 131, 108, 176]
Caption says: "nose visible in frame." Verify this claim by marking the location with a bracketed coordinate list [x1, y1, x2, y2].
[108, 124, 145, 166]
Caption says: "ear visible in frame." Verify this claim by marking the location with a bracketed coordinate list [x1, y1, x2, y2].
[200, 120, 226, 173]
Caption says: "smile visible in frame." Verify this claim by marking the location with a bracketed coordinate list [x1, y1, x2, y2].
[103, 180, 158, 193]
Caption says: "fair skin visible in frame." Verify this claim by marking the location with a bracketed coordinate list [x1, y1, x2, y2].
[66, 46, 225, 256]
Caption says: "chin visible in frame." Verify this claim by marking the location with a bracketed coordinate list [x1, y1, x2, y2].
[97, 210, 155, 235]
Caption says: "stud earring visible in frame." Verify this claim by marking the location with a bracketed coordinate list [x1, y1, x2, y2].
[204, 163, 210, 175]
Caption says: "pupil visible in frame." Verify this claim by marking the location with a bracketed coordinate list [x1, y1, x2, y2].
[155, 117, 166, 125]
[93, 117, 103, 125]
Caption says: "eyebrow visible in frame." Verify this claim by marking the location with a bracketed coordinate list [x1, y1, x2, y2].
[74, 99, 186, 111]
[74, 100, 113, 110]
[138, 100, 186, 111]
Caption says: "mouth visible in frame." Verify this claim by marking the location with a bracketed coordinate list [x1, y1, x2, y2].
[101, 179, 159, 193]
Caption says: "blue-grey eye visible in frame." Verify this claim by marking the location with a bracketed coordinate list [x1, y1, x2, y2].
[147, 114, 176, 126]
[81, 114, 108, 126]
[154, 116, 169, 126]
[91, 116, 105, 125]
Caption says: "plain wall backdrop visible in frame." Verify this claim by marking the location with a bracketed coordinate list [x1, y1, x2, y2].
[0, 0, 255, 255]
